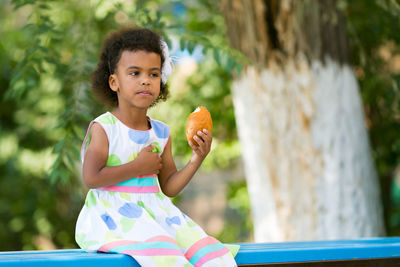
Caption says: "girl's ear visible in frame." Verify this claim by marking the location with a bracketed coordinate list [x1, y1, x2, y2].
[109, 74, 119, 92]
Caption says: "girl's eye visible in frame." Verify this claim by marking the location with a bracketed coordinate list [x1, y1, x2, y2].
[150, 73, 159, 78]
[130, 72, 139, 76]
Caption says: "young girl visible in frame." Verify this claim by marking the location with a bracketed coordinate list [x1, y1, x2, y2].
[75, 28, 239, 267]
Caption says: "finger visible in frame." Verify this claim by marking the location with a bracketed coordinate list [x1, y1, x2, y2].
[204, 137, 212, 150]
[193, 135, 204, 145]
[188, 141, 196, 149]
[189, 141, 200, 151]
[200, 129, 212, 143]
[199, 129, 210, 136]
[143, 144, 155, 151]
[197, 130, 207, 138]
[200, 129, 212, 138]
[199, 131, 212, 144]
[193, 138, 205, 153]
[198, 138, 211, 155]
[205, 136, 212, 149]
[189, 137, 199, 147]
[198, 131, 210, 145]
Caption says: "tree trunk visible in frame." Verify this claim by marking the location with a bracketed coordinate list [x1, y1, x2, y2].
[221, 0, 385, 242]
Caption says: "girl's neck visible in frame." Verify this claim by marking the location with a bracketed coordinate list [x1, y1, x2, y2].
[111, 106, 150, 130]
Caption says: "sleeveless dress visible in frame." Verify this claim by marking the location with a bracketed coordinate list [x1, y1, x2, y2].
[75, 112, 239, 267]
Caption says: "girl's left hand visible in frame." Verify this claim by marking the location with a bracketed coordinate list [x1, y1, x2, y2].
[189, 129, 212, 164]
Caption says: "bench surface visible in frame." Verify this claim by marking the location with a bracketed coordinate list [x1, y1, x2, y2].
[0, 237, 399, 266]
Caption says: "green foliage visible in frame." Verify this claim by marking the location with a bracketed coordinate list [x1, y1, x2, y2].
[344, 0, 400, 235]
[217, 179, 254, 242]
[0, 0, 103, 250]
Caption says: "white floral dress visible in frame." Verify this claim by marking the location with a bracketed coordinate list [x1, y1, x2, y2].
[75, 112, 239, 267]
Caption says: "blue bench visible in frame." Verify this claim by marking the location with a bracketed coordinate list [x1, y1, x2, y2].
[1, 237, 399, 266]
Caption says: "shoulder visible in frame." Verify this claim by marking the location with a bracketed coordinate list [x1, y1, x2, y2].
[80, 118, 109, 163]
[89, 112, 112, 145]
[89, 121, 108, 146]
[91, 112, 118, 139]
[150, 118, 170, 139]
[93, 112, 118, 125]
[91, 121, 106, 135]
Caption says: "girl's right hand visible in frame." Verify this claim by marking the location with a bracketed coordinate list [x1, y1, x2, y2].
[135, 144, 162, 175]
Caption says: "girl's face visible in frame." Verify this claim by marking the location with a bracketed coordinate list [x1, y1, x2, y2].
[109, 50, 161, 110]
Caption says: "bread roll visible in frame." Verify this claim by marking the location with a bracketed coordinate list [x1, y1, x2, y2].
[186, 106, 212, 145]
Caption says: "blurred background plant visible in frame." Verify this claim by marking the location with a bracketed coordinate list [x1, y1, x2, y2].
[344, 0, 400, 235]
[0, 0, 399, 250]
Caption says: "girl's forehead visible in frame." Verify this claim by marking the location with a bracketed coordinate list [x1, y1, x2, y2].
[118, 50, 161, 68]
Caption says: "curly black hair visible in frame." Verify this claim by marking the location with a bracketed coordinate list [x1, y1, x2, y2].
[91, 28, 169, 108]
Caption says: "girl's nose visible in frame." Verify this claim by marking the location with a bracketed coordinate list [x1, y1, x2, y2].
[141, 77, 150, 85]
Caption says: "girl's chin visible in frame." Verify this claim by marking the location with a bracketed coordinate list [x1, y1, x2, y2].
[131, 101, 154, 109]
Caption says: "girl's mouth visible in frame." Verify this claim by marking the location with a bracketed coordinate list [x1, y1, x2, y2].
[137, 91, 152, 96]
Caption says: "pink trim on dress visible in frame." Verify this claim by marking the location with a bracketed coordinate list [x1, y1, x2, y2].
[98, 240, 136, 252]
[185, 236, 219, 260]
[194, 247, 230, 267]
[137, 174, 157, 178]
[99, 185, 159, 193]
[123, 248, 183, 256]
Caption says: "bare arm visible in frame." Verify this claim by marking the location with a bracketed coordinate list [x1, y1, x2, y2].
[158, 129, 212, 197]
[82, 122, 162, 188]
